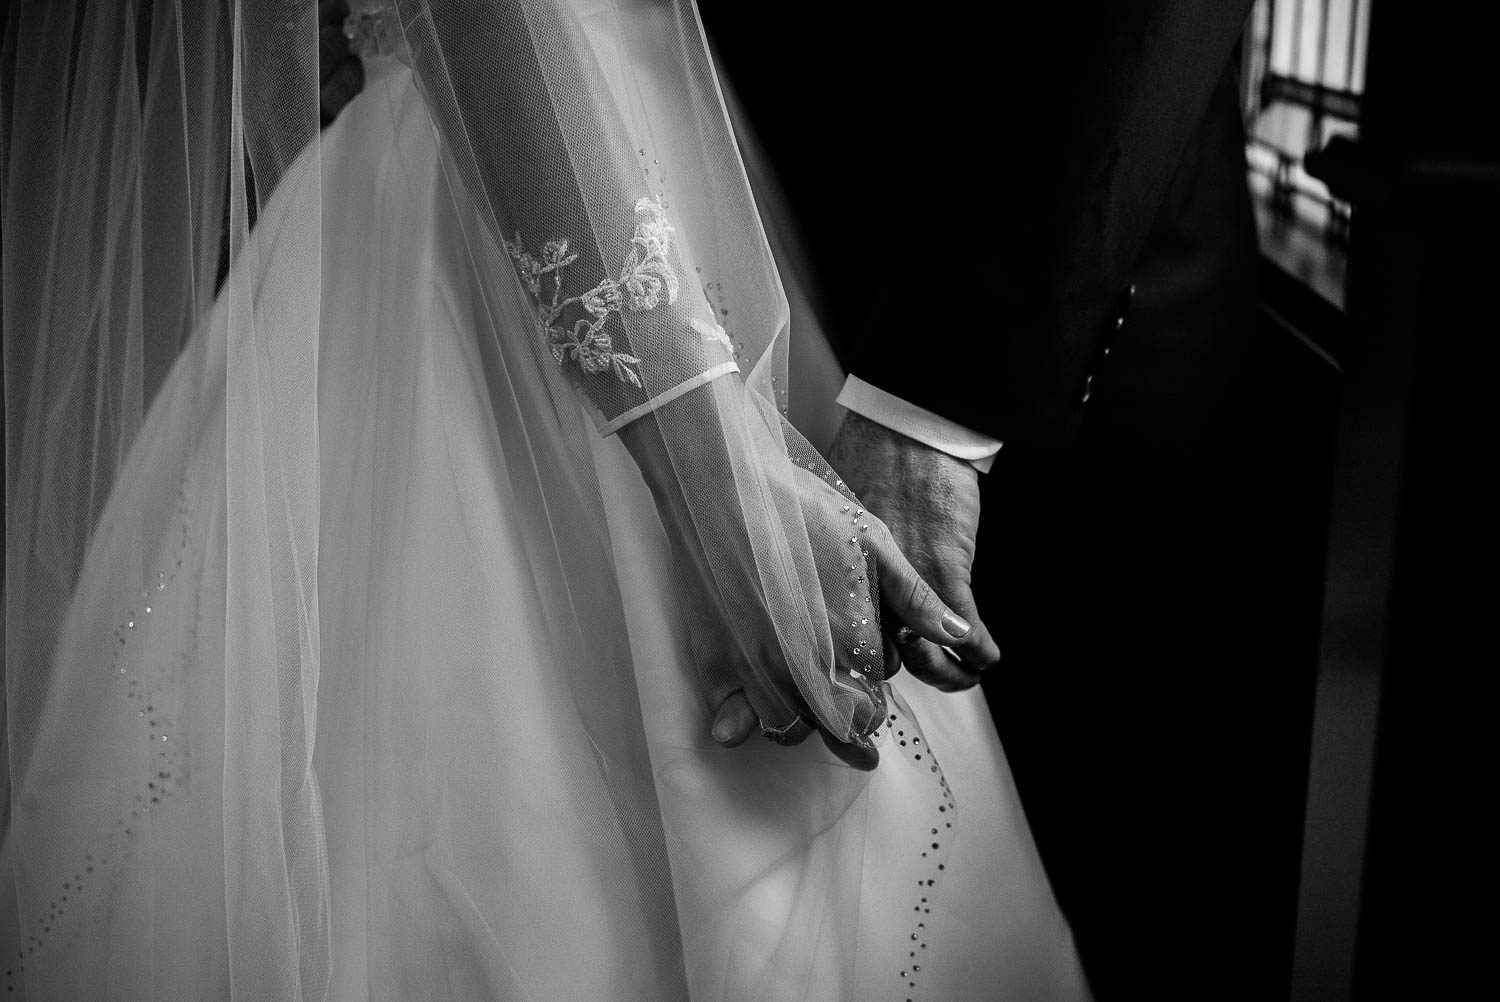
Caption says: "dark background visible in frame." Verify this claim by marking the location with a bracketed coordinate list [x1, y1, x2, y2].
[703, 2, 1495, 999]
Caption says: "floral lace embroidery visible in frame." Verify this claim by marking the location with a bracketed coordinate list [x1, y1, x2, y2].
[504, 198, 683, 389]
[690, 316, 733, 352]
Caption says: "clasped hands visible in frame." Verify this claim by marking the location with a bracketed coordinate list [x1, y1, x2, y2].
[827, 411, 1002, 695]
[626, 388, 1000, 772]
[311, 17, 998, 768]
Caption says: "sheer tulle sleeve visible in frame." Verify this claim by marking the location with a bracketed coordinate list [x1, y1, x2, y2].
[1, 2, 910, 996]
[397, 0, 738, 432]
[393, 0, 893, 742]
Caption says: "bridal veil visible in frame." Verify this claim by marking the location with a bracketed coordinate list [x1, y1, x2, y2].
[1, 1, 930, 996]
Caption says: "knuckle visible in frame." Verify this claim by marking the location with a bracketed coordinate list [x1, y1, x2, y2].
[902, 573, 937, 617]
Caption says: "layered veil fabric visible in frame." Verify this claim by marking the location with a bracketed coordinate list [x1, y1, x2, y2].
[2, 2, 1088, 998]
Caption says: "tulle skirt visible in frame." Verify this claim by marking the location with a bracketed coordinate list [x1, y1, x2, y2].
[3, 57, 1088, 1001]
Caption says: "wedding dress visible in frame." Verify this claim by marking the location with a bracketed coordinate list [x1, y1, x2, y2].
[2, 2, 1088, 998]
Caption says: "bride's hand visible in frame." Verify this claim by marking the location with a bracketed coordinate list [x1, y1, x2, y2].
[675, 549, 881, 772]
[700, 461, 976, 764]
[621, 383, 974, 769]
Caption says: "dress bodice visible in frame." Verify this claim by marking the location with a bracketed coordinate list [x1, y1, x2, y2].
[344, 0, 408, 61]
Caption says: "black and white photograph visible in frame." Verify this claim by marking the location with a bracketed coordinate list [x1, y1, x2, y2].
[2, 1, 1493, 998]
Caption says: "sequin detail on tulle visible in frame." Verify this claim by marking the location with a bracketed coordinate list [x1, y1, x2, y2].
[9, 475, 200, 990]
[505, 198, 688, 388]
[885, 699, 958, 1000]
[789, 453, 887, 737]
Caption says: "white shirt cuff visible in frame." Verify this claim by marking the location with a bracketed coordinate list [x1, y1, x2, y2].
[836, 375, 1004, 473]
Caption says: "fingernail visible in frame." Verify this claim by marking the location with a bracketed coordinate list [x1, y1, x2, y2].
[941, 611, 971, 639]
[712, 718, 735, 743]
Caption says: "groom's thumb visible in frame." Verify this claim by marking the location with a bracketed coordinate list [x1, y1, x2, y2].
[875, 541, 968, 645]
[875, 536, 1000, 685]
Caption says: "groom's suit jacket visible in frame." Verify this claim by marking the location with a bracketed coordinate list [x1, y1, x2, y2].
[707, 1, 1258, 446]
[707, 5, 1318, 1000]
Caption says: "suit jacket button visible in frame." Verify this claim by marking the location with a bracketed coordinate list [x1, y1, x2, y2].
[1111, 283, 1135, 330]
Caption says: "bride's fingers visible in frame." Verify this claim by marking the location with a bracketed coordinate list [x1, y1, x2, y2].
[763, 715, 814, 747]
[704, 658, 790, 745]
[819, 727, 879, 771]
[710, 689, 757, 746]
[702, 651, 806, 748]
[711, 673, 876, 769]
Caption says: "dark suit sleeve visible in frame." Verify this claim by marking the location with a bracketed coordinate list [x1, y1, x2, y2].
[710, 2, 1257, 444]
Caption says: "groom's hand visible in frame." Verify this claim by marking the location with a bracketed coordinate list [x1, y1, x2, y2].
[827, 411, 1001, 691]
